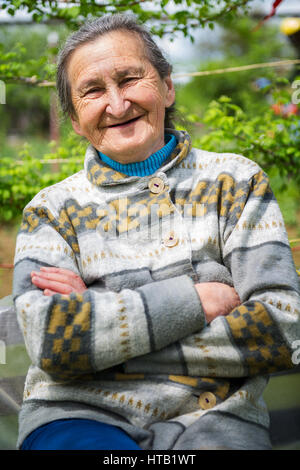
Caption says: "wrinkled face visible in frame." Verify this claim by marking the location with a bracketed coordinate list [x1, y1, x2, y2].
[68, 30, 175, 164]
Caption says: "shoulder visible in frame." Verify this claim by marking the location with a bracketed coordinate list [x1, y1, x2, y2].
[185, 146, 264, 182]
[24, 170, 88, 213]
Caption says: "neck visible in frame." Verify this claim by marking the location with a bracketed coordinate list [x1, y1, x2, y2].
[98, 133, 177, 177]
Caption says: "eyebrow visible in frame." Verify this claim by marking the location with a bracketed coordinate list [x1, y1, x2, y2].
[77, 66, 145, 93]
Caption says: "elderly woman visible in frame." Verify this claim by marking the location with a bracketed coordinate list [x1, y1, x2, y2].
[13, 14, 300, 450]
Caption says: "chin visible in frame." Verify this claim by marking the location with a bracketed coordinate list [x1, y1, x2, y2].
[105, 141, 156, 162]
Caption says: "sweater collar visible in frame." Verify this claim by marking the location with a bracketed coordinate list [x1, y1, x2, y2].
[84, 129, 192, 188]
[98, 133, 177, 177]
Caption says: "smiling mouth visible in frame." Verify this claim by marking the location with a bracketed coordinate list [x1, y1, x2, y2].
[108, 115, 143, 128]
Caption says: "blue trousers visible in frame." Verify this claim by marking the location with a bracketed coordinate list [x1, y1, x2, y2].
[21, 419, 141, 450]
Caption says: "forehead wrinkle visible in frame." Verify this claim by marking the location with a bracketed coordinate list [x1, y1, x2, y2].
[113, 65, 145, 80]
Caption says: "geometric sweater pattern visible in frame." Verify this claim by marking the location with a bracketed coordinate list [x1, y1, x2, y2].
[13, 129, 300, 450]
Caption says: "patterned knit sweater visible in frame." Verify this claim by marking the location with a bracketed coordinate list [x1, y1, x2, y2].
[13, 129, 300, 450]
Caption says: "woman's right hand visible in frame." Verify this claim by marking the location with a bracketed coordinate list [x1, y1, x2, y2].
[31, 266, 87, 296]
[194, 282, 241, 324]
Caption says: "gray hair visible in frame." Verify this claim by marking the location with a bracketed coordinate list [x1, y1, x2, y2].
[56, 14, 176, 129]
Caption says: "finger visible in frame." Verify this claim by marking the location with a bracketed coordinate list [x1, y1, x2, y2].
[32, 269, 87, 293]
[39, 266, 78, 278]
[31, 270, 74, 285]
[32, 275, 73, 294]
[43, 288, 59, 296]
[233, 292, 241, 304]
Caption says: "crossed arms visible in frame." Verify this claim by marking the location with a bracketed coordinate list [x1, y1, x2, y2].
[30, 266, 241, 325]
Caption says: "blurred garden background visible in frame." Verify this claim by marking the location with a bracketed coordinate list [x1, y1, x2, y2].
[0, 0, 300, 450]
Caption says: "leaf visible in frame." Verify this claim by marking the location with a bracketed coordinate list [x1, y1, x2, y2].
[218, 96, 232, 103]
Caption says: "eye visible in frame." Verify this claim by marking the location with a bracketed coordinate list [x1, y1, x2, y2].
[85, 87, 103, 96]
[121, 77, 138, 86]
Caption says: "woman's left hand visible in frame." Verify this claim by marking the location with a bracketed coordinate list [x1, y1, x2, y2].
[31, 266, 87, 296]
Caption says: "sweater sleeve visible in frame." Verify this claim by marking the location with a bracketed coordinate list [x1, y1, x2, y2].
[125, 169, 300, 378]
[13, 204, 205, 381]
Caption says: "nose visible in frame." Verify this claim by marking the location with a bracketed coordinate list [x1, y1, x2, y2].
[105, 87, 131, 118]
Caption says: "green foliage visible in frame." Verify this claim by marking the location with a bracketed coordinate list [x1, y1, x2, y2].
[176, 16, 296, 116]
[174, 14, 300, 228]
[0, 1, 255, 88]
[0, 25, 61, 136]
[0, 131, 87, 222]
[1, 1, 254, 37]
[0, 24, 58, 84]
[191, 80, 300, 187]
[177, 77, 300, 227]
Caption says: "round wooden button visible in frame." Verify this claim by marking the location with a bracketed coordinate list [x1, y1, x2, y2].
[163, 233, 179, 247]
[198, 392, 217, 410]
[148, 177, 165, 194]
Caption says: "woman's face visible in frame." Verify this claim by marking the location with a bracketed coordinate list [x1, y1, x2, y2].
[68, 30, 175, 164]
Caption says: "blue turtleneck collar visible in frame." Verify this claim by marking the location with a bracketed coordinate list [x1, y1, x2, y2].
[98, 133, 177, 177]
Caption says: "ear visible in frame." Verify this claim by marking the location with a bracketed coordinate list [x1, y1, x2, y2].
[70, 114, 84, 136]
[164, 75, 176, 108]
